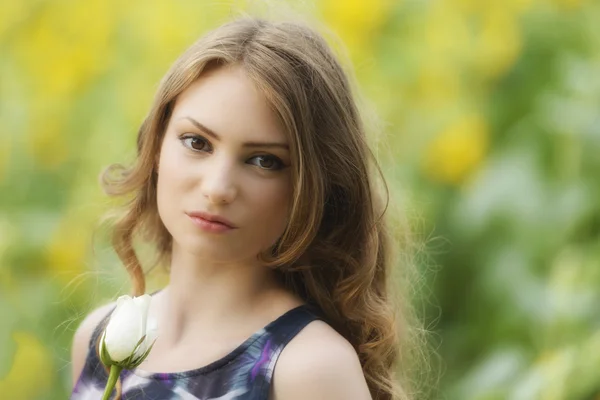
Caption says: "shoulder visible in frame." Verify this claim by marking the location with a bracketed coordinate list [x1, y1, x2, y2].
[272, 319, 372, 400]
[71, 301, 115, 386]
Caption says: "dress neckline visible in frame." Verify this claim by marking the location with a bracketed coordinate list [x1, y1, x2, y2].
[130, 303, 309, 380]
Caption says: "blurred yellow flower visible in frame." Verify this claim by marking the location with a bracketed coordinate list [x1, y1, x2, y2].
[415, 64, 462, 107]
[116, 0, 236, 127]
[0, 332, 53, 399]
[418, 1, 469, 107]
[122, 0, 213, 65]
[423, 114, 489, 185]
[319, 0, 392, 59]
[475, 5, 522, 79]
[425, 1, 471, 61]
[0, 1, 28, 39]
[13, 0, 115, 99]
[46, 222, 88, 284]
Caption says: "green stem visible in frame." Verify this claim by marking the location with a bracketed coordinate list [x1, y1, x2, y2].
[101, 365, 122, 400]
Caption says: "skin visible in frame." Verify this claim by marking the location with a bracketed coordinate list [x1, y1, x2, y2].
[71, 64, 371, 399]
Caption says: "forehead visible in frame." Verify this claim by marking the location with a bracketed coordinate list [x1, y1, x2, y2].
[170, 64, 286, 144]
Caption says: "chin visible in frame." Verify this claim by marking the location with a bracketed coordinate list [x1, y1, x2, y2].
[174, 234, 250, 262]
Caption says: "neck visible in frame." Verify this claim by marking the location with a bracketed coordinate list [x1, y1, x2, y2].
[154, 243, 287, 344]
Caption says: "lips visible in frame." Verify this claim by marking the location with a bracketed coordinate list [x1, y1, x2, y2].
[185, 211, 237, 229]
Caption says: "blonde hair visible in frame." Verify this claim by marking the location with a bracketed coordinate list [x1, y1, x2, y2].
[102, 17, 423, 400]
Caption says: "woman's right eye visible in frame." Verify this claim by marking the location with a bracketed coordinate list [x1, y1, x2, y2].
[181, 135, 211, 152]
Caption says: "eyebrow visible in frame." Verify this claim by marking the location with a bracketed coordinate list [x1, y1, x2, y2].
[181, 116, 290, 150]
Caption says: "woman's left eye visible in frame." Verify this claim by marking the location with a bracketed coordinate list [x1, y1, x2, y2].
[248, 155, 284, 170]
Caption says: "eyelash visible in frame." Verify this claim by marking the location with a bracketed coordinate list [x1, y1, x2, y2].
[179, 134, 286, 171]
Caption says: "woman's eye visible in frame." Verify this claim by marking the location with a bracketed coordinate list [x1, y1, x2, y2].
[249, 155, 283, 170]
[181, 136, 210, 152]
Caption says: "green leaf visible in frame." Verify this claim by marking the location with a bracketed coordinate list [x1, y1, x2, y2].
[98, 331, 113, 367]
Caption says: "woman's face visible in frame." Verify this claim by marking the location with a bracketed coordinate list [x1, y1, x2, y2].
[156, 64, 292, 263]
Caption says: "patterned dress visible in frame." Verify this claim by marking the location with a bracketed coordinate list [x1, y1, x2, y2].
[71, 303, 321, 399]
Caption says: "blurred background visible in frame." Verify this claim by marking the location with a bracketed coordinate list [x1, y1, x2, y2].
[1, 0, 599, 399]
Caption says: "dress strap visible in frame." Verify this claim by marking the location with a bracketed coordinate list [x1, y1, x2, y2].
[248, 304, 323, 398]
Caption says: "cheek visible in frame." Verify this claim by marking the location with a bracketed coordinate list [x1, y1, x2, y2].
[248, 179, 292, 232]
[155, 141, 188, 224]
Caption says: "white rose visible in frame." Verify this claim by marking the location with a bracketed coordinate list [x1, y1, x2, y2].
[99, 294, 158, 366]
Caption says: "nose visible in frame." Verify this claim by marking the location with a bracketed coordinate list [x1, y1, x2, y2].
[200, 154, 238, 205]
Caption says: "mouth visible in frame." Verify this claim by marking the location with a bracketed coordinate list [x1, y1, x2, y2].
[185, 211, 237, 232]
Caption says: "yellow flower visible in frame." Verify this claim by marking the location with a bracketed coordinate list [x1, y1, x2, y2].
[414, 64, 462, 108]
[474, 5, 522, 79]
[423, 114, 489, 185]
[13, 0, 115, 99]
[417, 1, 469, 107]
[319, 0, 392, 60]
[122, 0, 209, 65]
[424, 1, 471, 61]
[0, 332, 53, 399]
[46, 222, 88, 285]
[0, 2, 28, 39]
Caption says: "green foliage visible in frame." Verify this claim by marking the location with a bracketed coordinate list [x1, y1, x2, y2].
[1, 0, 598, 399]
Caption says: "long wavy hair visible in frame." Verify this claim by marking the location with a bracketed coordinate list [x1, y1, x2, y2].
[101, 17, 423, 400]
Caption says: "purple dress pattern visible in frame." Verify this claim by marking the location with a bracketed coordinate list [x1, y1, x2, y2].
[71, 303, 320, 400]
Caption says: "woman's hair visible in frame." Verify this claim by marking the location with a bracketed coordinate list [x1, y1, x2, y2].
[102, 17, 423, 400]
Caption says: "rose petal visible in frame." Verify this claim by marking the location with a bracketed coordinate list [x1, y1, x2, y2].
[104, 296, 144, 362]
[132, 294, 151, 334]
[133, 317, 158, 360]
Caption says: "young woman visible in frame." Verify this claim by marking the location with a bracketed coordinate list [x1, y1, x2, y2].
[71, 16, 418, 400]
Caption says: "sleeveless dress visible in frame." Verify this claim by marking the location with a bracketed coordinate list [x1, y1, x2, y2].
[70, 303, 321, 400]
